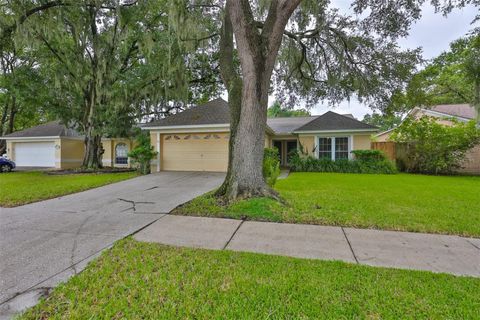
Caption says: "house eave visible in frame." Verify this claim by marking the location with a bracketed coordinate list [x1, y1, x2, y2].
[0, 136, 61, 141]
[293, 129, 378, 134]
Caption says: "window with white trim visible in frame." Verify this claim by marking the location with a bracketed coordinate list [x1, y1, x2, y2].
[318, 137, 332, 159]
[317, 136, 350, 160]
[335, 137, 349, 160]
[115, 143, 128, 165]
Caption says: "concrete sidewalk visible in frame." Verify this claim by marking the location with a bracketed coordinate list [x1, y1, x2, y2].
[134, 215, 480, 277]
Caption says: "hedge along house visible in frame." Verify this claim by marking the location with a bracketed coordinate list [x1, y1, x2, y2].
[143, 98, 379, 173]
[1, 121, 135, 169]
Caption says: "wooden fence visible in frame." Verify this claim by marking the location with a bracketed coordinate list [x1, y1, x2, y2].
[371, 142, 396, 160]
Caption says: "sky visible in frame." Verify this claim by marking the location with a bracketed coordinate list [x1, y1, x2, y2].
[305, 2, 479, 119]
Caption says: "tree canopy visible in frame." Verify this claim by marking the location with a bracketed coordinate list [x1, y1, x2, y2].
[391, 32, 480, 121]
[2, 0, 221, 167]
[267, 101, 310, 117]
[362, 113, 403, 131]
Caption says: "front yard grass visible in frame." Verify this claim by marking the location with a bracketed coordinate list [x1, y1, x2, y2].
[0, 171, 137, 207]
[174, 172, 480, 237]
[20, 239, 480, 319]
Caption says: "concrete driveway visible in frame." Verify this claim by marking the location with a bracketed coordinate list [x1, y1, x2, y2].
[0, 171, 224, 317]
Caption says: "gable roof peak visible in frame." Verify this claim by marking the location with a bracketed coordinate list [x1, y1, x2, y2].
[294, 110, 377, 132]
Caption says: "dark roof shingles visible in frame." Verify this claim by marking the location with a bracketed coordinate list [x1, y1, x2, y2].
[4, 121, 80, 138]
[294, 111, 377, 132]
[429, 104, 475, 120]
[145, 98, 230, 127]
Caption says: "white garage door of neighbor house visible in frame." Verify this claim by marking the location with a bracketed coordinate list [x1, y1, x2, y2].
[162, 133, 229, 172]
[14, 142, 56, 167]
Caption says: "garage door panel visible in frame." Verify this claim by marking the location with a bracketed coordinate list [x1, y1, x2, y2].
[14, 142, 56, 167]
[162, 133, 228, 172]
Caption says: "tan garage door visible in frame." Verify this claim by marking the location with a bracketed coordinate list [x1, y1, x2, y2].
[162, 133, 229, 172]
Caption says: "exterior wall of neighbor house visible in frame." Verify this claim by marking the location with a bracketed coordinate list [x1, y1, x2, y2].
[374, 131, 392, 142]
[459, 144, 480, 174]
[60, 138, 84, 169]
[6, 138, 62, 169]
[102, 138, 135, 168]
[5, 141, 13, 157]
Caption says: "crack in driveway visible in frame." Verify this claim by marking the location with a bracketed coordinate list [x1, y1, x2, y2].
[70, 216, 92, 275]
[117, 198, 154, 213]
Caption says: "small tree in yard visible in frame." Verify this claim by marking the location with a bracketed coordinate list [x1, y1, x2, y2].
[391, 116, 480, 174]
[128, 132, 157, 175]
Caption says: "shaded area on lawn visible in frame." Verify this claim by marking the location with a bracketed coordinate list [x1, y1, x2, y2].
[0, 171, 138, 207]
[173, 172, 480, 237]
[19, 239, 480, 319]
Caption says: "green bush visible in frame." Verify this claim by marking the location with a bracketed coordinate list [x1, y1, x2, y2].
[289, 151, 397, 174]
[127, 132, 157, 175]
[391, 116, 480, 174]
[263, 147, 281, 187]
[351, 149, 386, 161]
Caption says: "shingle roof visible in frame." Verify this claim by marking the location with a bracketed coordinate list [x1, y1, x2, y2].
[294, 111, 378, 132]
[3, 121, 81, 138]
[142, 99, 376, 133]
[429, 104, 475, 120]
[266, 116, 319, 134]
[144, 98, 230, 127]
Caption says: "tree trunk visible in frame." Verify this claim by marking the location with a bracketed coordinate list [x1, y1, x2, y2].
[222, 75, 273, 200]
[217, 0, 301, 201]
[83, 131, 103, 169]
[82, 87, 103, 169]
[0, 102, 9, 155]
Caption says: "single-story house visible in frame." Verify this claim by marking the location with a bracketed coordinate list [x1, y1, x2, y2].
[1, 121, 135, 169]
[142, 98, 378, 173]
[375, 104, 480, 174]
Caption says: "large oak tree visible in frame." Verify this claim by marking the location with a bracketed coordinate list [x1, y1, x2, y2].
[3, 0, 221, 168]
[173, 1, 479, 201]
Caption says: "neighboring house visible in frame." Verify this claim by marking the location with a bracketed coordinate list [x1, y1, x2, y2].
[375, 104, 480, 174]
[1, 121, 135, 169]
[142, 98, 378, 173]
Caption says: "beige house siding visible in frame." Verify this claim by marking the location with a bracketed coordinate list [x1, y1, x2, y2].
[298, 135, 315, 155]
[150, 132, 159, 173]
[102, 138, 135, 168]
[352, 135, 372, 150]
[5, 141, 13, 158]
[60, 138, 84, 169]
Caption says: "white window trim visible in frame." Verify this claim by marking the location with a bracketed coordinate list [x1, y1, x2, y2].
[316, 135, 351, 161]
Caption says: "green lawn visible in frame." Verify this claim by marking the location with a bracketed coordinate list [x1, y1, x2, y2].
[20, 239, 480, 319]
[0, 171, 137, 207]
[174, 172, 480, 237]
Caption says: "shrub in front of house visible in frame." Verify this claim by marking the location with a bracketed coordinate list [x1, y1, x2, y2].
[263, 147, 281, 186]
[128, 132, 157, 175]
[289, 149, 397, 174]
[391, 116, 480, 174]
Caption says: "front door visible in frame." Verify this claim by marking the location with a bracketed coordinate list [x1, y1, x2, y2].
[272, 140, 297, 167]
[273, 140, 283, 165]
[286, 140, 298, 165]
